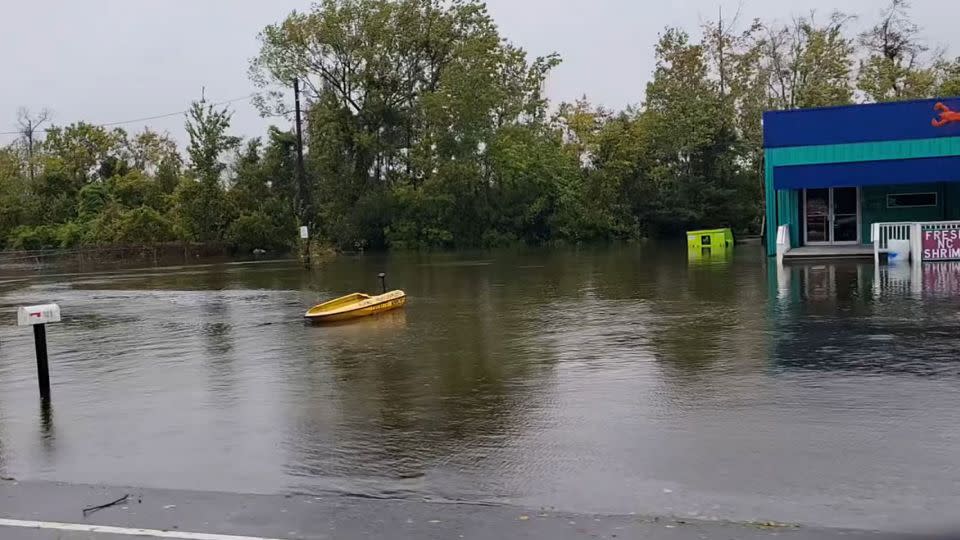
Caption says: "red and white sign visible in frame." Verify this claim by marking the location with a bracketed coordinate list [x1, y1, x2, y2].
[922, 228, 960, 261]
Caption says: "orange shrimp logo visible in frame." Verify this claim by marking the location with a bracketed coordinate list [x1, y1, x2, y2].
[932, 102, 960, 127]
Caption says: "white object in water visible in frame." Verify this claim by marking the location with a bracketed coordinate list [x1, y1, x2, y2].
[776, 224, 791, 264]
[887, 239, 911, 264]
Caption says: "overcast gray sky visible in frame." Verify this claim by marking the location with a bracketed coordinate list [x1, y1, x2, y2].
[0, 0, 955, 145]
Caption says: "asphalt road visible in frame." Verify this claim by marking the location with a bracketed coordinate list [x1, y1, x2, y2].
[1, 479, 954, 540]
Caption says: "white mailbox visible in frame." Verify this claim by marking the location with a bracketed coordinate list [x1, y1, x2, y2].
[17, 304, 62, 326]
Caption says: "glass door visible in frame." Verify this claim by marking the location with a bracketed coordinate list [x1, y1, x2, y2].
[804, 188, 830, 244]
[832, 187, 859, 244]
[804, 187, 860, 245]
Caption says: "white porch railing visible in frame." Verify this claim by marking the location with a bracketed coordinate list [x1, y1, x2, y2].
[872, 221, 960, 264]
[871, 222, 912, 251]
[918, 220, 960, 230]
[871, 222, 913, 265]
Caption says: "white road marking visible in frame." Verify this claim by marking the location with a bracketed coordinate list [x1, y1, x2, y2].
[0, 518, 288, 540]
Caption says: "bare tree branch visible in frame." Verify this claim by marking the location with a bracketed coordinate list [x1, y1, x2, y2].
[15, 107, 51, 181]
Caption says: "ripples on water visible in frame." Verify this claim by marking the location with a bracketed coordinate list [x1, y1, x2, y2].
[0, 248, 958, 531]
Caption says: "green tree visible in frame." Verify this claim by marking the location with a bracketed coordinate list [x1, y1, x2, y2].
[226, 211, 291, 253]
[113, 207, 176, 244]
[225, 132, 298, 248]
[8, 225, 59, 250]
[643, 28, 749, 233]
[185, 101, 241, 184]
[41, 122, 128, 186]
[0, 148, 30, 245]
[31, 170, 79, 225]
[77, 183, 111, 220]
[763, 13, 855, 109]
[129, 129, 181, 175]
[553, 100, 632, 241]
[936, 57, 960, 97]
[177, 102, 241, 242]
[170, 179, 233, 243]
[56, 221, 87, 248]
[155, 156, 182, 195]
[857, 0, 937, 102]
[109, 170, 165, 211]
[252, 0, 560, 248]
[11, 1, 960, 255]
[701, 15, 774, 229]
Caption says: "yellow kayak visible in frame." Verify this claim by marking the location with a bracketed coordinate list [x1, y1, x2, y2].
[305, 290, 407, 323]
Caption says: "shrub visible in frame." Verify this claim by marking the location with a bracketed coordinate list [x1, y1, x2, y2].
[56, 221, 88, 248]
[226, 212, 291, 253]
[8, 225, 60, 250]
[113, 207, 175, 244]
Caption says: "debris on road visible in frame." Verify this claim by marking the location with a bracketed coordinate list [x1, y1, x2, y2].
[82, 494, 129, 516]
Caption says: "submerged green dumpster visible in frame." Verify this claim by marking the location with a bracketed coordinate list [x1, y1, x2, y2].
[687, 228, 734, 251]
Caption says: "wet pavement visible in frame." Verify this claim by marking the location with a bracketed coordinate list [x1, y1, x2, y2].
[0, 247, 958, 532]
[0, 479, 938, 540]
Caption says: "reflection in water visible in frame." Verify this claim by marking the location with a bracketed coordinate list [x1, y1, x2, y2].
[0, 247, 957, 531]
[0, 405, 5, 475]
[39, 399, 54, 453]
[687, 246, 733, 267]
[648, 248, 767, 376]
[201, 295, 236, 406]
[918, 261, 960, 296]
[307, 309, 408, 333]
[770, 260, 960, 377]
[287, 265, 556, 500]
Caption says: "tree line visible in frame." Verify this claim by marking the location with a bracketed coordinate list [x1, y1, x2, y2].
[2, 0, 958, 253]
[0, 102, 296, 252]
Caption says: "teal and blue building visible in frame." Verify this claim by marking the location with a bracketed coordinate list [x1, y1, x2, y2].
[764, 98, 960, 256]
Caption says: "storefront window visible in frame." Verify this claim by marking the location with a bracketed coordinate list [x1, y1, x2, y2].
[886, 193, 937, 208]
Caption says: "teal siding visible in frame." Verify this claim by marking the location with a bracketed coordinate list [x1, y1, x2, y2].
[947, 183, 960, 220]
[860, 183, 945, 243]
[764, 159, 777, 253]
[775, 190, 800, 247]
[764, 136, 960, 255]
[767, 137, 960, 167]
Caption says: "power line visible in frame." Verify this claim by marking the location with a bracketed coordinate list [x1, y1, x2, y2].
[0, 94, 256, 138]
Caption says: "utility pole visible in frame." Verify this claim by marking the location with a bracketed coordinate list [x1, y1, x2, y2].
[293, 79, 308, 217]
[718, 6, 725, 98]
[293, 78, 310, 266]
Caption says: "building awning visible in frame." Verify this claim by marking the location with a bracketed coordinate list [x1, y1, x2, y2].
[773, 155, 960, 190]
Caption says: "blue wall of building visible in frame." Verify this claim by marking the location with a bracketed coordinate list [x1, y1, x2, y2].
[764, 97, 960, 148]
[764, 99, 960, 255]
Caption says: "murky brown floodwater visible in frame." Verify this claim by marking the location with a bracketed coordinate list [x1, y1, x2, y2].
[0, 245, 958, 531]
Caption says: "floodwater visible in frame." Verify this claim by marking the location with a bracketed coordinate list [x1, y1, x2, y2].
[0, 245, 958, 531]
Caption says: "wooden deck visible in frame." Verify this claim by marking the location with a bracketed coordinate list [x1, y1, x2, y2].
[783, 245, 875, 261]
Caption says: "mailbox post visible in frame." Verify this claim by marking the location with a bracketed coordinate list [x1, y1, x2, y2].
[17, 304, 61, 400]
[299, 225, 310, 267]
